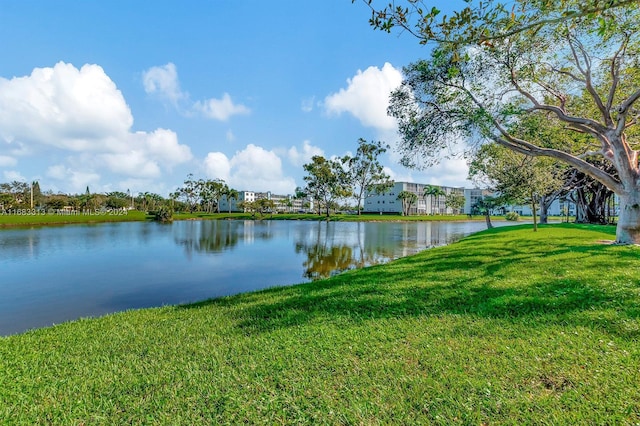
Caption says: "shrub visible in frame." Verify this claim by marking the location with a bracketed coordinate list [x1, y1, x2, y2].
[151, 206, 174, 223]
[505, 211, 520, 221]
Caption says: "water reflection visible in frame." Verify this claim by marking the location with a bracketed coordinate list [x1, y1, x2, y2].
[173, 220, 241, 255]
[0, 219, 517, 335]
[294, 222, 388, 279]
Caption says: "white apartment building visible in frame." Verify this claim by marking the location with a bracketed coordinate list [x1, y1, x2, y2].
[364, 182, 465, 215]
[218, 191, 307, 213]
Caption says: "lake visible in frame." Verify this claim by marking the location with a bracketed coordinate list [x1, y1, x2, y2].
[0, 219, 517, 335]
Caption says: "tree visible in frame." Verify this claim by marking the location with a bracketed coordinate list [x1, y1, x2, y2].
[303, 156, 351, 218]
[31, 181, 42, 208]
[469, 143, 564, 230]
[397, 190, 418, 216]
[342, 138, 394, 215]
[472, 195, 503, 229]
[226, 188, 239, 213]
[357, 0, 636, 47]
[423, 185, 445, 215]
[444, 192, 466, 214]
[386, 2, 640, 244]
[0, 181, 29, 209]
[105, 191, 130, 210]
[176, 174, 200, 212]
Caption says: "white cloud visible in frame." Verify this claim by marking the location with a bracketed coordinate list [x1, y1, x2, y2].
[0, 155, 17, 167]
[0, 62, 132, 151]
[3, 170, 26, 182]
[204, 144, 296, 194]
[141, 62, 184, 104]
[287, 140, 324, 167]
[384, 157, 471, 189]
[193, 93, 251, 121]
[301, 96, 315, 113]
[0, 62, 193, 190]
[203, 152, 231, 182]
[142, 63, 251, 122]
[101, 151, 162, 179]
[324, 62, 403, 131]
[134, 128, 192, 166]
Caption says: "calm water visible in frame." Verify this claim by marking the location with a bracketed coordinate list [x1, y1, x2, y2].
[0, 219, 516, 335]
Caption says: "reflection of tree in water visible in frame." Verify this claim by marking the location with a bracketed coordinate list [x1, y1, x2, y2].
[295, 242, 355, 280]
[294, 222, 392, 280]
[174, 221, 241, 256]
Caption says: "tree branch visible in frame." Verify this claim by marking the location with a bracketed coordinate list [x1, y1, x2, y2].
[492, 135, 622, 193]
[616, 88, 640, 134]
[357, 0, 639, 46]
[567, 33, 612, 126]
[606, 33, 629, 112]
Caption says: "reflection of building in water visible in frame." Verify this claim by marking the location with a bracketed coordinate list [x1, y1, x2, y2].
[172, 220, 241, 255]
[365, 182, 465, 215]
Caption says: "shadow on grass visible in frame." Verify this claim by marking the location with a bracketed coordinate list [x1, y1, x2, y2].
[176, 224, 639, 339]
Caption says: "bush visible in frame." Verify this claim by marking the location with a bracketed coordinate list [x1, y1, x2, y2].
[151, 206, 173, 223]
[505, 211, 520, 221]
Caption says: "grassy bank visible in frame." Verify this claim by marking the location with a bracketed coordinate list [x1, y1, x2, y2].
[1, 224, 638, 424]
[1, 210, 505, 227]
[0, 210, 150, 227]
[174, 212, 498, 222]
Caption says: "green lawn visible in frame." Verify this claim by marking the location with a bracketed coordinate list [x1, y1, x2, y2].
[0, 210, 150, 227]
[1, 224, 638, 424]
[174, 211, 497, 222]
[1, 210, 505, 227]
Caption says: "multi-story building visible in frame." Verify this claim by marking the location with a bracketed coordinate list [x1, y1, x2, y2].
[218, 191, 308, 213]
[364, 182, 465, 215]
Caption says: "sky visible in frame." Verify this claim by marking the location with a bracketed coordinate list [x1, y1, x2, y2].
[0, 0, 472, 197]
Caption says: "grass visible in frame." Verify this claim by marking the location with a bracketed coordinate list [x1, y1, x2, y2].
[1, 210, 504, 227]
[1, 224, 638, 424]
[0, 210, 150, 227]
[174, 211, 498, 222]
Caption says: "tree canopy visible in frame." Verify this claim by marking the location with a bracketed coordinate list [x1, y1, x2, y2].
[357, 0, 637, 47]
[383, 0, 640, 243]
[341, 138, 394, 215]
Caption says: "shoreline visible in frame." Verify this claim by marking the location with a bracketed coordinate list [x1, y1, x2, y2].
[0, 211, 527, 228]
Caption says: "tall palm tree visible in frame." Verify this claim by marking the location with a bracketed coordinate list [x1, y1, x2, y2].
[423, 185, 445, 215]
[226, 188, 239, 213]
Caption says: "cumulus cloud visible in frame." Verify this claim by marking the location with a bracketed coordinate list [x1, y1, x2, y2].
[142, 63, 251, 121]
[204, 144, 296, 194]
[0, 62, 192, 189]
[141, 62, 184, 104]
[193, 93, 250, 121]
[324, 62, 403, 131]
[287, 140, 324, 167]
[203, 152, 231, 182]
[0, 62, 132, 151]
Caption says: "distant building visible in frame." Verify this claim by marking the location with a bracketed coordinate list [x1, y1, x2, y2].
[219, 191, 307, 213]
[364, 182, 465, 215]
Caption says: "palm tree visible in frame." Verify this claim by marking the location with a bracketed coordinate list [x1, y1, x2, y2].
[397, 190, 418, 216]
[423, 185, 446, 215]
[226, 188, 239, 213]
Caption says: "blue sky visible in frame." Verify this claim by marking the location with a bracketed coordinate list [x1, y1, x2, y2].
[0, 1, 471, 196]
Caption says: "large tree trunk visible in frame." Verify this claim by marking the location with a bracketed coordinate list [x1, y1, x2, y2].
[539, 194, 556, 225]
[616, 191, 640, 244]
[531, 195, 538, 232]
[484, 210, 493, 229]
